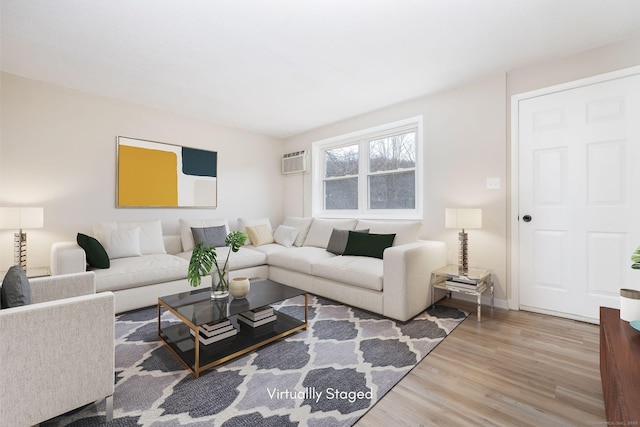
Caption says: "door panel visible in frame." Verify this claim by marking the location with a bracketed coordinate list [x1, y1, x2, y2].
[587, 140, 626, 206]
[518, 73, 640, 322]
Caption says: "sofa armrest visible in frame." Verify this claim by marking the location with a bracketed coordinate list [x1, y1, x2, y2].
[51, 241, 87, 275]
[30, 271, 96, 304]
[0, 292, 114, 426]
[382, 240, 446, 321]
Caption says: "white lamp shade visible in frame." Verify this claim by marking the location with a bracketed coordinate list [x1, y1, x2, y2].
[0, 207, 44, 229]
[445, 208, 482, 229]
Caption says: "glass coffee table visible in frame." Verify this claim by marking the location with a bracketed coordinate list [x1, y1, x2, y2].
[158, 279, 308, 378]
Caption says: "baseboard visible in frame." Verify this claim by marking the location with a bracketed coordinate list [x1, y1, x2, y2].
[519, 305, 599, 324]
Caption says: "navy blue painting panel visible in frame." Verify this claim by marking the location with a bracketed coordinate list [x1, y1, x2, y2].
[182, 147, 217, 177]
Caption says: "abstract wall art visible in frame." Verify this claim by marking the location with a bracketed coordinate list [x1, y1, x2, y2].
[117, 136, 217, 208]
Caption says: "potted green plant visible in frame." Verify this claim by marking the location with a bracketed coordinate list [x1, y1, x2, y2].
[632, 246, 640, 269]
[188, 230, 247, 299]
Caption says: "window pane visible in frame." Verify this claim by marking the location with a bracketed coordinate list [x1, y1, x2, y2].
[324, 178, 358, 210]
[369, 132, 416, 173]
[325, 145, 358, 178]
[369, 171, 415, 209]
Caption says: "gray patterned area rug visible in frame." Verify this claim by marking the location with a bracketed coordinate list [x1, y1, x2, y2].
[44, 295, 467, 426]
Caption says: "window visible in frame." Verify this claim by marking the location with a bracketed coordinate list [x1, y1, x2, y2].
[324, 144, 358, 210]
[312, 117, 422, 219]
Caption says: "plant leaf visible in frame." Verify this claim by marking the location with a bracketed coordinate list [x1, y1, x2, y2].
[226, 231, 248, 253]
[188, 242, 216, 287]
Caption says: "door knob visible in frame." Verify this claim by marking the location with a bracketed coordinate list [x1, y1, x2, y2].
[522, 215, 532, 222]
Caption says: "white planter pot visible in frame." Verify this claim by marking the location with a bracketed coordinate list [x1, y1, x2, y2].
[620, 288, 640, 322]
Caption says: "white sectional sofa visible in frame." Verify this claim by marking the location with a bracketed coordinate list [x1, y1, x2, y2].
[51, 217, 446, 321]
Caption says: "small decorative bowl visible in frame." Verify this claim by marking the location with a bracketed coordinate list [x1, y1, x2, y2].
[230, 277, 250, 299]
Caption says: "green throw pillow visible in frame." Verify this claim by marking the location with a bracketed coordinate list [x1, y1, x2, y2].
[343, 231, 396, 259]
[77, 233, 110, 268]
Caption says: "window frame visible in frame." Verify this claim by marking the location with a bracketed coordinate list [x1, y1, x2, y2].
[312, 116, 423, 220]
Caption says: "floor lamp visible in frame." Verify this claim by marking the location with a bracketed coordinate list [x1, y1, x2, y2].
[0, 207, 44, 270]
[445, 208, 482, 275]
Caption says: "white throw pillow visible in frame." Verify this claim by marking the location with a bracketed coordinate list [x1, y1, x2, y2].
[100, 227, 142, 259]
[179, 218, 230, 252]
[282, 217, 313, 247]
[238, 217, 272, 245]
[93, 220, 166, 255]
[355, 220, 422, 246]
[303, 218, 357, 248]
[273, 225, 299, 248]
[121, 220, 165, 254]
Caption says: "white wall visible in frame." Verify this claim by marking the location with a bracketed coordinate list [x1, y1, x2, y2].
[0, 73, 284, 271]
[283, 75, 509, 305]
[507, 36, 640, 97]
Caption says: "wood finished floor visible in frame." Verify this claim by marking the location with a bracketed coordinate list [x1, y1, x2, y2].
[356, 298, 605, 427]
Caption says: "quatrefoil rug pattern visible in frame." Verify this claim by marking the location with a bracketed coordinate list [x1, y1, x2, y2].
[44, 295, 467, 426]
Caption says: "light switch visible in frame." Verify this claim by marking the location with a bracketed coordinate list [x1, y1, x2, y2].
[486, 177, 500, 190]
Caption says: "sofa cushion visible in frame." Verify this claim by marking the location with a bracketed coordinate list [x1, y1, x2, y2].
[273, 225, 299, 248]
[326, 228, 369, 255]
[1, 265, 31, 308]
[91, 254, 189, 292]
[282, 217, 313, 247]
[191, 225, 227, 248]
[180, 218, 229, 252]
[343, 231, 395, 259]
[268, 247, 335, 275]
[100, 227, 142, 259]
[177, 246, 268, 271]
[163, 235, 184, 255]
[94, 220, 166, 255]
[247, 243, 289, 257]
[211, 246, 268, 270]
[303, 218, 357, 249]
[77, 233, 110, 268]
[246, 224, 275, 247]
[312, 256, 383, 292]
[355, 220, 421, 246]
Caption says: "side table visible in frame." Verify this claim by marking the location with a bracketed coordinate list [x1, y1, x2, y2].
[431, 265, 493, 322]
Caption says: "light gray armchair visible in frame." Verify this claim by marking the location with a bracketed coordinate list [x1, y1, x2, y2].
[0, 272, 114, 426]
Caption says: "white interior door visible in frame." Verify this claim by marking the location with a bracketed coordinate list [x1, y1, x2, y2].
[517, 71, 640, 322]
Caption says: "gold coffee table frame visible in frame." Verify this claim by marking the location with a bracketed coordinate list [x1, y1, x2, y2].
[158, 279, 308, 378]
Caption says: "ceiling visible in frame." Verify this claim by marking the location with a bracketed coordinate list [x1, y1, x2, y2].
[2, 1, 640, 138]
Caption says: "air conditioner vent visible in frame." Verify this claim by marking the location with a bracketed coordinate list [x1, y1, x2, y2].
[282, 151, 307, 175]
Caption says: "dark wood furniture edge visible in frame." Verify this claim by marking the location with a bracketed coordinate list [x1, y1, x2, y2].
[599, 307, 640, 425]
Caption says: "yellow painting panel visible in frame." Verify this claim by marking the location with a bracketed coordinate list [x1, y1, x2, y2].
[118, 145, 178, 206]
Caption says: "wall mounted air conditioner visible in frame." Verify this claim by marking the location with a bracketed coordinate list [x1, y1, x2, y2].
[282, 151, 307, 175]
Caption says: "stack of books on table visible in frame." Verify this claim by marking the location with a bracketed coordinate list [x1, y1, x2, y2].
[237, 306, 277, 328]
[445, 276, 480, 290]
[190, 319, 237, 345]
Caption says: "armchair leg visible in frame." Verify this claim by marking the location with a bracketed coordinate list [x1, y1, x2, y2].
[105, 395, 113, 422]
